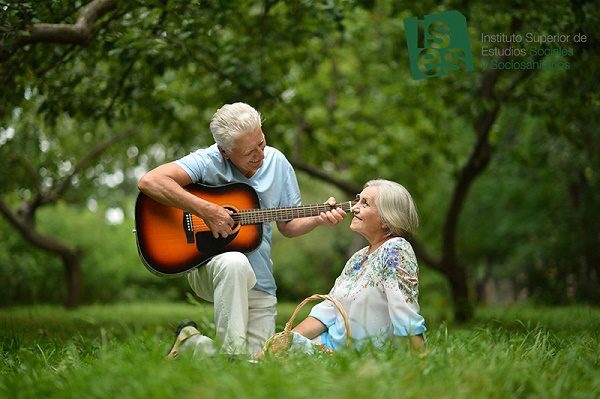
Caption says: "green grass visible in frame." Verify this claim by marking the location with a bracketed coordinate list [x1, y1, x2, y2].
[1, 303, 599, 399]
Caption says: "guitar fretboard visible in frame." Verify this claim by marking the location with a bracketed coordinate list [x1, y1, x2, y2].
[231, 201, 355, 225]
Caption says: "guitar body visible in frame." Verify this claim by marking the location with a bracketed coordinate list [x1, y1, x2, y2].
[135, 183, 262, 276]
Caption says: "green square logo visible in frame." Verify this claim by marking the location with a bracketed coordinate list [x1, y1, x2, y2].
[404, 10, 474, 79]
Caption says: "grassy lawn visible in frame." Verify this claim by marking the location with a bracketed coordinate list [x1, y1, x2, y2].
[1, 302, 599, 398]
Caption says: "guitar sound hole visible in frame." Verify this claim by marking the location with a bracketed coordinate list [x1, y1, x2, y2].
[195, 206, 240, 255]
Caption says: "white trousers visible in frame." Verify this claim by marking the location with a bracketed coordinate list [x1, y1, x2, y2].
[187, 252, 277, 355]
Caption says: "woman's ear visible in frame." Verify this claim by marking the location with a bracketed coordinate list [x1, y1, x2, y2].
[381, 222, 392, 235]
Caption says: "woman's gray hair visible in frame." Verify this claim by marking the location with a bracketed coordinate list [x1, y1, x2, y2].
[365, 179, 419, 238]
[209, 103, 262, 151]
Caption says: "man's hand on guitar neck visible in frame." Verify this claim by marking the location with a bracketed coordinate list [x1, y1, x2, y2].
[202, 196, 345, 239]
[276, 197, 346, 238]
[317, 197, 347, 226]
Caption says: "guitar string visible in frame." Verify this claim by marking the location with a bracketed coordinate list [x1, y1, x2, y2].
[198, 202, 354, 221]
[232, 202, 353, 216]
[185, 201, 355, 232]
[138, 203, 358, 239]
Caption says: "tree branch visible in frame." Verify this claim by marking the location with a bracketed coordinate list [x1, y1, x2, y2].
[497, 65, 537, 102]
[409, 237, 442, 272]
[442, 83, 502, 263]
[39, 129, 132, 207]
[0, 0, 117, 62]
[26, 0, 116, 45]
[0, 197, 75, 255]
[291, 160, 362, 197]
[440, 17, 527, 264]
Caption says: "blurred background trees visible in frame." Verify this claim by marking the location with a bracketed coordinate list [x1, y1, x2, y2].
[1, 0, 598, 321]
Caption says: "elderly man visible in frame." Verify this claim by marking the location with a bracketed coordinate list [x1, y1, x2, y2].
[138, 102, 345, 355]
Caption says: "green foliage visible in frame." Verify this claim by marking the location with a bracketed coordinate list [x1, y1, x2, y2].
[460, 102, 600, 305]
[1, 0, 599, 310]
[272, 174, 354, 299]
[1, 303, 599, 398]
[0, 220, 66, 305]
[0, 202, 188, 306]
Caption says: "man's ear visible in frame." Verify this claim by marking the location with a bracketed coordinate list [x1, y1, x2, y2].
[217, 145, 230, 159]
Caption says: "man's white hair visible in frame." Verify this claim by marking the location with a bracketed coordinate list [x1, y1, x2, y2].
[209, 103, 262, 151]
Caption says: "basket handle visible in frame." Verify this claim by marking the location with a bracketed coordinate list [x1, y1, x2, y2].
[284, 294, 352, 347]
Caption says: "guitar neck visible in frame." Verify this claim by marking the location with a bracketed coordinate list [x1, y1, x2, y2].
[231, 200, 355, 225]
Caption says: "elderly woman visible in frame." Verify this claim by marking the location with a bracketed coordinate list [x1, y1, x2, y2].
[286, 179, 426, 352]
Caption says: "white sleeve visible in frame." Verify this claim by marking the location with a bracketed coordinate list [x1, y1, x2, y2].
[308, 299, 338, 328]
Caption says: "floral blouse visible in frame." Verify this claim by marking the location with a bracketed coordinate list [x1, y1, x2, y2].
[309, 237, 426, 350]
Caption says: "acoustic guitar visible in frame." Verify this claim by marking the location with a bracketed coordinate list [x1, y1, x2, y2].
[134, 182, 355, 276]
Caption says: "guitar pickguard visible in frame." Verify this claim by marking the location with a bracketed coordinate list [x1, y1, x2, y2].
[194, 230, 238, 256]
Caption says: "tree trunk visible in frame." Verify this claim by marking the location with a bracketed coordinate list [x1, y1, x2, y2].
[0, 131, 130, 308]
[288, 27, 535, 321]
[447, 263, 474, 322]
[0, 199, 84, 307]
[61, 248, 83, 308]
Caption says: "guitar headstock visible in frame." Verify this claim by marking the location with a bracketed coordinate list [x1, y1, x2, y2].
[331, 199, 357, 213]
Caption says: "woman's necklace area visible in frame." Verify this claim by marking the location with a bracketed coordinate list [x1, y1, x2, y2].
[353, 237, 389, 271]
[366, 236, 390, 255]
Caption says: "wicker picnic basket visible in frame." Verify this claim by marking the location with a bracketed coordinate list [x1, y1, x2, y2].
[261, 294, 351, 355]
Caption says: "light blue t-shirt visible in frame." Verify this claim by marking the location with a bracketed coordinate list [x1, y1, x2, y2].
[175, 144, 301, 296]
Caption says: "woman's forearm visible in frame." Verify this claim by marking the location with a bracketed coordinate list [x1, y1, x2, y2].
[292, 316, 327, 339]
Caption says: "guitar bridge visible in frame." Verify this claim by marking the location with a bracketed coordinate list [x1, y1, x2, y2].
[183, 212, 195, 244]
